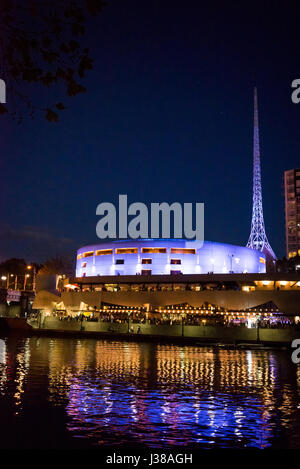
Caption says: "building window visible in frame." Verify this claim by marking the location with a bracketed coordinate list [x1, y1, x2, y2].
[141, 269, 151, 275]
[289, 251, 297, 258]
[170, 270, 182, 275]
[81, 262, 87, 268]
[115, 259, 124, 264]
[96, 249, 113, 256]
[115, 248, 138, 254]
[170, 259, 181, 265]
[141, 258, 152, 264]
[83, 251, 94, 258]
[141, 247, 167, 254]
[170, 248, 196, 254]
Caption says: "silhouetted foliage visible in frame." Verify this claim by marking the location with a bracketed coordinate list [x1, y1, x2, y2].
[0, 258, 27, 275]
[39, 255, 74, 276]
[276, 255, 300, 273]
[0, 258, 41, 275]
[0, 0, 106, 122]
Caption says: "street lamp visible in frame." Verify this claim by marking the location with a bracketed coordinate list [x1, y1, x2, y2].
[1, 275, 9, 289]
[23, 273, 30, 290]
[27, 265, 36, 292]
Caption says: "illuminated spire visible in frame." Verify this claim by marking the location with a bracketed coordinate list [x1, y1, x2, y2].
[246, 87, 276, 260]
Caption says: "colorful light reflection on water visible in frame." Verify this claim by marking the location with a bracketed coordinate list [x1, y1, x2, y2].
[1, 336, 300, 449]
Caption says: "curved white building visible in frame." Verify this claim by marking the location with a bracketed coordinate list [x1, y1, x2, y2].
[76, 239, 266, 277]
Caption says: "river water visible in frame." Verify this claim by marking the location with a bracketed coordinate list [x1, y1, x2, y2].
[0, 335, 300, 449]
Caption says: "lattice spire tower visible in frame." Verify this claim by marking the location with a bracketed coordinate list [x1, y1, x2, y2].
[246, 87, 276, 260]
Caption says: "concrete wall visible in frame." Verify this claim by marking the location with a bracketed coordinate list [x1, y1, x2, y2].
[60, 289, 300, 314]
[38, 317, 300, 344]
[0, 303, 21, 317]
[36, 274, 60, 294]
[259, 328, 297, 343]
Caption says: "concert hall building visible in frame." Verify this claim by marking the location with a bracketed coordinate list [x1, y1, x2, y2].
[76, 239, 266, 277]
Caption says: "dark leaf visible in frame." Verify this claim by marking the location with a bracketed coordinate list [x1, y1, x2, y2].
[42, 50, 58, 64]
[86, 0, 107, 15]
[41, 72, 57, 86]
[69, 40, 80, 52]
[46, 108, 59, 122]
[67, 81, 86, 96]
[3, 0, 14, 12]
[42, 36, 52, 48]
[60, 42, 70, 53]
[64, 6, 84, 22]
[0, 104, 8, 114]
[56, 67, 67, 79]
[78, 55, 93, 77]
[0, 0, 106, 122]
[56, 102, 66, 110]
[71, 23, 85, 35]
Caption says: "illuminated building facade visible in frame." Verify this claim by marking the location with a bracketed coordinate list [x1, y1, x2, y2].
[76, 239, 266, 277]
[284, 168, 300, 258]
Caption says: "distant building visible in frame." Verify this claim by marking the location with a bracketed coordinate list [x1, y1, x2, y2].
[284, 168, 300, 258]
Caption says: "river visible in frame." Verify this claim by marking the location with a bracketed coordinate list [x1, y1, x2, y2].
[0, 336, 299, 449]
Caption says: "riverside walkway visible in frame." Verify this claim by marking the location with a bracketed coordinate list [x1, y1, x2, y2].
[20, 315, 300, 345]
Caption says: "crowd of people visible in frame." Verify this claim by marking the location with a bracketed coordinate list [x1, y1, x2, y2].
[46, 310, 294, 328]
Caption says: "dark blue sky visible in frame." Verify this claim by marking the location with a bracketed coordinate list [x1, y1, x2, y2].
[0, 0, 299, 263]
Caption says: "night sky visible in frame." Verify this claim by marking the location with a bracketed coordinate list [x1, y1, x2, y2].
[0, 0, 299, 263]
